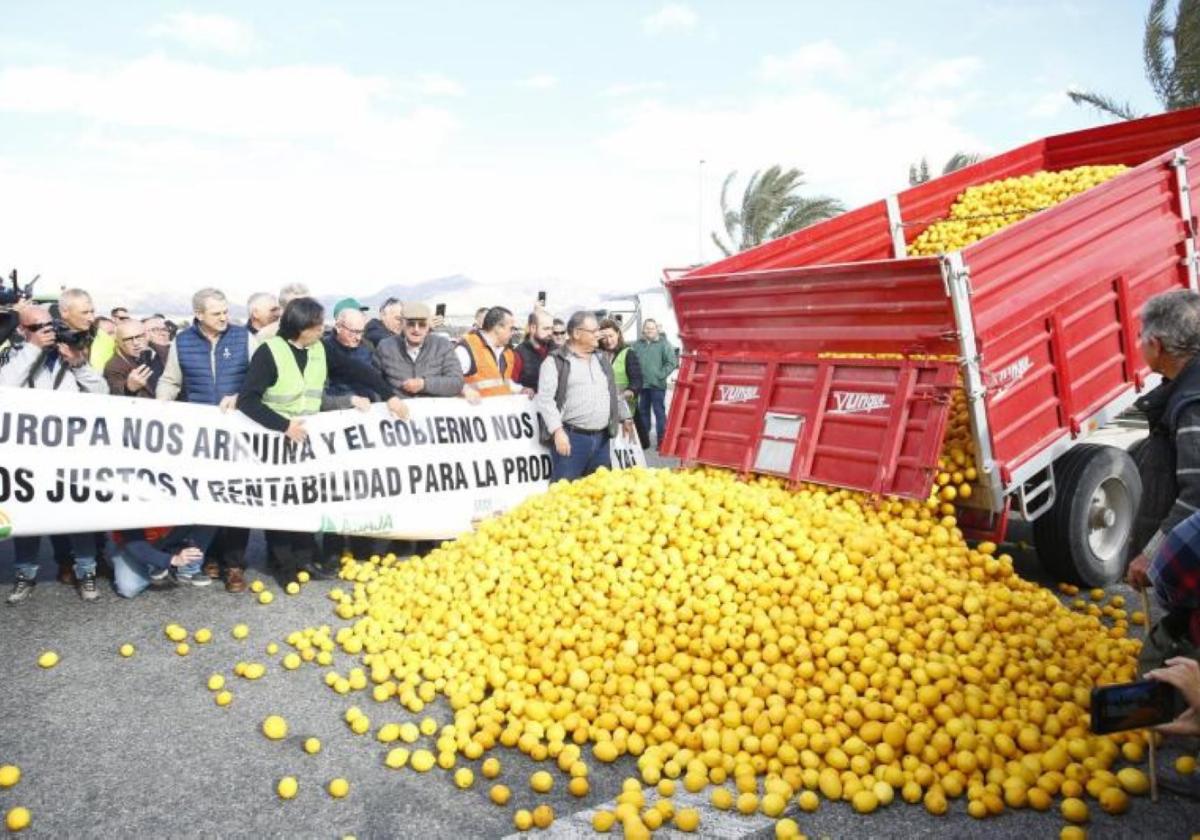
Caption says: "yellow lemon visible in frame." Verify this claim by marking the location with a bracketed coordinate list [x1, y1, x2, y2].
[262, 715, 288, 740]
[277, 776, 298, 800]
[304, 738, 321, 755]
[5, 806, 31, 832]
[490, 784, 511, 805]
[0, 766, 20, 788]
[327, 778, 349, 798]
[119, 644, 135, 658]
[37, 651, 59, 669]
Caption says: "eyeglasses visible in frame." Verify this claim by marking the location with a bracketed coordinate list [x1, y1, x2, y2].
[405, 319, 428, 328]
[25, 321, 53, 332]
[576, 327, 599, 335]
[120, 333, 147, 342]
[337, 325, 365, 335]
[552, 330, 567, 336]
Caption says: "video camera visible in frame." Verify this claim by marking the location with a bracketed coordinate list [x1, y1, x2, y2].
[0, 269, 39, 308]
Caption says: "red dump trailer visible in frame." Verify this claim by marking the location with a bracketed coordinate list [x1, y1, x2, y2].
[662, 107, 1200, 586]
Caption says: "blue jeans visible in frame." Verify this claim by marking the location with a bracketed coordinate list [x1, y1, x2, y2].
[13, 534, 96, 581]
[113, 526, 216, 599]
[550, 429, 612, 482]
[638, 388, 668, 448]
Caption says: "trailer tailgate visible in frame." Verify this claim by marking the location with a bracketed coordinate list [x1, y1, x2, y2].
[665, 354, 959, 499]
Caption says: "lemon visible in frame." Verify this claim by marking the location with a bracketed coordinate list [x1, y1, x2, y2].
[481, 757, 501, 778]
[1061, 797, 1088, 823]
[277, 776, 298, 800]
[418, 717, 437, 736]
[1099, 786, 1128, 815]
[165, 624, 187, 642]
[304, 738, 321, 755]
[297, 571, 311, 583]
[530, 770, 553, 793]
[399, 722, 420, 743]
[1117, 767, 1150, 795]
[265, 642, 278, 655]
[207, 674, 225, 691]
[776, 817, 802, 839]
[231, 624, 249, 640]
[286, 582, 300, 596]
[5, 806, 30, 832]
[1176, 755, 1197, 775]
[250, 580, 264, 593]
[674, 808, 700, 832]
[194, 628, 212, 644]
[568, 776, 589, 797]
[1060, 827, 1086, 840]
[385, 748, 409, 769]
[761, 792, 787, 817]
[258, 591, 274, 605]
[327, 778, 349, 799]
[175, 643, 189, 656]
[410, 750, 435, 772]
[283, 653, 301, 670]
[592, 811, 616, 832]
[262, 715, 288, 740]
[513, 809, 533, 831]
[797, 789, 819, 812]
[531, 804, 554, 829]
[119, 644, 135, 658]
[0, 766, 20, 788]
[711, 788, 734, 810]
[215, 691, 233, 707]
[243, 663, 265, 680]
[36, 651, 59, 669]
[490, 784, 511, 805]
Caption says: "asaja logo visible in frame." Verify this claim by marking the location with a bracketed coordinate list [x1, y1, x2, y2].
[0, 508, 11, 540]
[716, 385, 759, 405]
[990, 356, 1034, 394]
[830, 391, 890, 415]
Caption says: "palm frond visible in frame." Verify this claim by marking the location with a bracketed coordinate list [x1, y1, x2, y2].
[1145, 0, 1176, 107]
[1170, 0, 1200, 108]
[942, 152, 983, 175]
[1067, 89, 1142, 120]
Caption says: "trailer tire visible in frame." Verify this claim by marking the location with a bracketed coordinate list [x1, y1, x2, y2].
[1032, 444, 1142, 586]
[1126, 435, 1174, 562]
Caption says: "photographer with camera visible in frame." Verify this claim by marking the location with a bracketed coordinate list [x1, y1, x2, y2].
[104, 318, 164, 397]
[0, 304, 108, 603]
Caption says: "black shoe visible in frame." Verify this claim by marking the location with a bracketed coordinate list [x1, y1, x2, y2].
[6, 578, 35, 605]
[148, 568, 176, 590]
[299, 561, 334, 581]
[78, 573, 99, 602]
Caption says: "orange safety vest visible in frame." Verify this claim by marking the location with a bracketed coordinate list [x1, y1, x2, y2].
[462, 331, 515, 397]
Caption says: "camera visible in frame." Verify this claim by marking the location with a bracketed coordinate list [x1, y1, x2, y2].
[0, 269, 39, 308]
[53, 318, 91, 349]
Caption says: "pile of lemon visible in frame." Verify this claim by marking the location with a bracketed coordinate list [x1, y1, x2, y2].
[908, 165, 1128, 257]
[297, 465, 1157, 835]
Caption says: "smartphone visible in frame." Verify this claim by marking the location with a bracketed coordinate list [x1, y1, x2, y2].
[137, 349, 155, 367]
[614, 313, 624, 324]
[1090, 679, 1187, 734]
[537, 291, 547, 306]
[436, 303, 446, 317]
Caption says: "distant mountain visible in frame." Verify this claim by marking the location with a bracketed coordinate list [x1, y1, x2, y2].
[317, 275, 476, 315]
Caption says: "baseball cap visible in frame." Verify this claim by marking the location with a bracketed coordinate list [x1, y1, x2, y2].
[404, 302, 432, 320]
[333, 298, 369, 318]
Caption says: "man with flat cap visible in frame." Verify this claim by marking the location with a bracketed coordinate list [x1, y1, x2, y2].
[372, 301, 464, 398]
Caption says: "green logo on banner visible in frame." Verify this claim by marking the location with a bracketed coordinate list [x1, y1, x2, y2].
[0, 509, 12, 540]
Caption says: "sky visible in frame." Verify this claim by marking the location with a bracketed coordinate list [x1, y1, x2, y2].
[0, 1, 1158, 314]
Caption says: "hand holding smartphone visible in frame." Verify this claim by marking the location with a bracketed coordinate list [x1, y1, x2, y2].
[1090, 679, 1187, 733]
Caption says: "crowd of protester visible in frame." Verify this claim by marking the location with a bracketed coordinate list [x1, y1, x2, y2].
[0, 284, 677, 602]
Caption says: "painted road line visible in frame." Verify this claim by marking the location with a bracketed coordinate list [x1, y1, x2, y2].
[501, 785, 777, 839]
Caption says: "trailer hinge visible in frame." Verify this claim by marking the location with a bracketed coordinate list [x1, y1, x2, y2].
[1171, 148, 1200, 292]
[940, 256, 972, 298]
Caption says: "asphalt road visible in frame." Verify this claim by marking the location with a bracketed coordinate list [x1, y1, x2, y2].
[0, 498, 1197, 838]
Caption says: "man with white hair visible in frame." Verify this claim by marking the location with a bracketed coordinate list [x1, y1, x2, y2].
[156, 287, 254, 592]
[252, 283, 309, 345]
[365, 298, 404, 347]
[246, 292, 281, 336]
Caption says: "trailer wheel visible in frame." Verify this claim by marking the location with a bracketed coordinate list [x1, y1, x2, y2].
[1032, 444, 1142, 586]
[1126, 435, 1174, 562]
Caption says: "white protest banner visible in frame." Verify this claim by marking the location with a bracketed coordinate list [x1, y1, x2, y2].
[0, 389, 646, 540]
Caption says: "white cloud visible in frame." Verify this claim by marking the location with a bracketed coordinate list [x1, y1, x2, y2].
[642, 4, 698, 35]
[0, 56, 457, 160]
[906, 56, 983, 92]
[149, 12, 256, 54]
[760, 41, 850, 83]
[1029, 89, 1069, 118]
[518, 74, 558, 90]
[601, 81, 668, 98]
[411, 73, 465, 97]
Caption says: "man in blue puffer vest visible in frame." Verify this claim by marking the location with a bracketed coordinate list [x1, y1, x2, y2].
[156, 287, 253, 592]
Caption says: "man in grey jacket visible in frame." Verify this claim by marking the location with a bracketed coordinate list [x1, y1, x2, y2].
[0, 305, 108, 604]
[372, 302, 464, 398]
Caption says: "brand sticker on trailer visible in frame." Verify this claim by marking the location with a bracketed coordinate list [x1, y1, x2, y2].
[829, 391, 891, 415]
[715, 385, 759, 405]
[988, 356, 1034, 396]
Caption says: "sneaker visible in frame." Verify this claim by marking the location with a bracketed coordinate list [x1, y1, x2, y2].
[224, 567, 246, 594]
[6, 578, 35, 605]
[175, 570, 213, 587]
[78, 573, 99, 602]
[299, 561, 334, 581]
[148, 568, 175, 589]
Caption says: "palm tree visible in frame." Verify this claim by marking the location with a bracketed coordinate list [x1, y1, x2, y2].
[1069, 0, 1200, 119]
[711, 166, 844, 256]
[908, 152, 984, 186]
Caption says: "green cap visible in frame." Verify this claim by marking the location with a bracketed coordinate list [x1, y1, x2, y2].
[332, 298, 368, 318]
